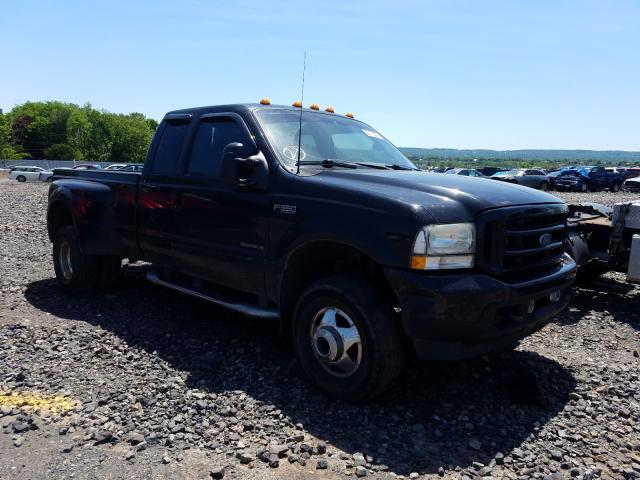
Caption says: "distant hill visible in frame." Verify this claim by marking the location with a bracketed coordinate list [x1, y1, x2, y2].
[399, 148, 640, 164]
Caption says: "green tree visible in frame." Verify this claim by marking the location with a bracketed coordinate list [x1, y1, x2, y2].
[4, 101, 158, 162]
[44, 143, 81, 160]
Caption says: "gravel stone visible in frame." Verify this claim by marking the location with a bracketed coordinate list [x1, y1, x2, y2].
[355, 465, 368, 477]
[0, 182, 639, 479]
[209, 466, 225, 479]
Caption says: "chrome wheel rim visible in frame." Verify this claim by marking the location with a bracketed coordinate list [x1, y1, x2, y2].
[59, 241, 73, 280]
[310, 307, 362, 377]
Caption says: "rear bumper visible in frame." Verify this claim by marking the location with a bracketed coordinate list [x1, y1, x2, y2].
[385, 256, 577, 361]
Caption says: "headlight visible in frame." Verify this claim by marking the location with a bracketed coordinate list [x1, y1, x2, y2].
[411, 223, 475, 270]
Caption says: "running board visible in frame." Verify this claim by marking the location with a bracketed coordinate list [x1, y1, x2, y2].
[145, 271, 278, 319]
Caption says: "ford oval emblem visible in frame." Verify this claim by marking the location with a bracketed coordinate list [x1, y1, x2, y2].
[539, 233, 553, 247]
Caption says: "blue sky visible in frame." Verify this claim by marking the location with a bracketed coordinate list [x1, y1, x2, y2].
[1, 0, 639, 150]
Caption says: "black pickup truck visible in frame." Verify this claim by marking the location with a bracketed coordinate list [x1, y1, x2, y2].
[47, 102, 577, 401]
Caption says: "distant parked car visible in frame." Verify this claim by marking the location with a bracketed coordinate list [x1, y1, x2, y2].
[626, 167, 640, 178]
[554, 166, 624, 192]
[72, 164, 102, 170]
[623, 177, 640, 193]
[445, 168, 485, 177]
[431, 166, 453, 173]
[9, 166, 53, 182]
[605, 167, 638, 180]
[491, 169, 550, 190]
[105, 164, 127, 171]
[121, 164, 144, 172]
[547, 170, 562, 190]
[39, 169, 55, 182]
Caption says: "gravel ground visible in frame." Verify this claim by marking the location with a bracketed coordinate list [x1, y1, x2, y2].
[1, 179, 639, 480]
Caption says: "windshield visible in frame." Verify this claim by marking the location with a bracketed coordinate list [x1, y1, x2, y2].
[254, 109, 416, 171]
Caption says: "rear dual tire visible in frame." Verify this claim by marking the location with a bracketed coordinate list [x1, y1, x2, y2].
[293, 275, 404, 403]
[53, 226, 121, 293]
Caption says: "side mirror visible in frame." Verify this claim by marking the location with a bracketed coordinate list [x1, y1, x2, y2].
[220, 142, 268, 191]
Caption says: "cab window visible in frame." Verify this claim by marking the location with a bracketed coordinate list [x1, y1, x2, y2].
[187, 117, 252, 178]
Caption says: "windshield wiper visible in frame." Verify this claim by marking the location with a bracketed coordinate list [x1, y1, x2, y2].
[383, 164, 420, 171]
[353, 162, 390, 170]
[297, 159, 358, 169]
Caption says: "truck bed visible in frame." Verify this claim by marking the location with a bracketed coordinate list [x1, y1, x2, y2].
[50, 168, 142, 259]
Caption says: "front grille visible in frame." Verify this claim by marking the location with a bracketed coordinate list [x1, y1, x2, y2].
[477, 205, 568, 280]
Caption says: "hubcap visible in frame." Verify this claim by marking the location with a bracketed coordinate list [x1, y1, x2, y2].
[310, 307, 362, 377]
[59, 241, 73, 280]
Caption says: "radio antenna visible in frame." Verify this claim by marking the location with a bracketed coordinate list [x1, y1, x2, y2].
[296, 50, 307, 175]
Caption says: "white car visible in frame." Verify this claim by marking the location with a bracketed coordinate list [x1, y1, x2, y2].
[104, 164, 127, 170]
[624, 177, 640, 193]
[9, 166, 54, 182]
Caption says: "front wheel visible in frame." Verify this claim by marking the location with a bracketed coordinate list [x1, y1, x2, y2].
[579, 182, 588, 192]
[539, 182, 549, 191]
[611, 183, 621, 192]
[293, 275, 404, 403]
[16, 175, 26, 183]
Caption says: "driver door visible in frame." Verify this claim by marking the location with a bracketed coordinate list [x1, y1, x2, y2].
[171, 114, 271, 296]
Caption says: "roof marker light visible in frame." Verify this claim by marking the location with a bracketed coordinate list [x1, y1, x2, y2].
[345, 112, 355, 118]
[292, 101, 302, 108]
[260, 98, 271, 105]
[309, 103, 320, 110]
[325, 106, 335, 113]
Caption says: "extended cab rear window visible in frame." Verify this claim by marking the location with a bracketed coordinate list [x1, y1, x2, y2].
[151, 122, 189, 175]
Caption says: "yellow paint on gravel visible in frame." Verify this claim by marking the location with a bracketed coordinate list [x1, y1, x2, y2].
[0, 391, 78, 413]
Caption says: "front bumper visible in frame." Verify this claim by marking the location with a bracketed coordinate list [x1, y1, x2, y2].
[385, 256, 577, 361]
[555, 179, 584, 190]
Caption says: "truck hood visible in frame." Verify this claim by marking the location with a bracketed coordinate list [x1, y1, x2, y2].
[316, 170, 564, 222]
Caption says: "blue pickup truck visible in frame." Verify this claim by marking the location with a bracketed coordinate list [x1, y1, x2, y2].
[554, 166, 625, 192]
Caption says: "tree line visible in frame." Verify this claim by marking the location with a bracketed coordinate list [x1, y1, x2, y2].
[0, 101, 158, 162]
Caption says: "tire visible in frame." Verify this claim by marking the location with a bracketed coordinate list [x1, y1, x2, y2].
[579, 182, 588, 192]
[611, 183, 621, 193]
[16, 175, 26, 183]
[46, 177, 53, 183]
[53, 226, 100, 293]
[539, 182, 549, 191]
[293, 275, 404, 403]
